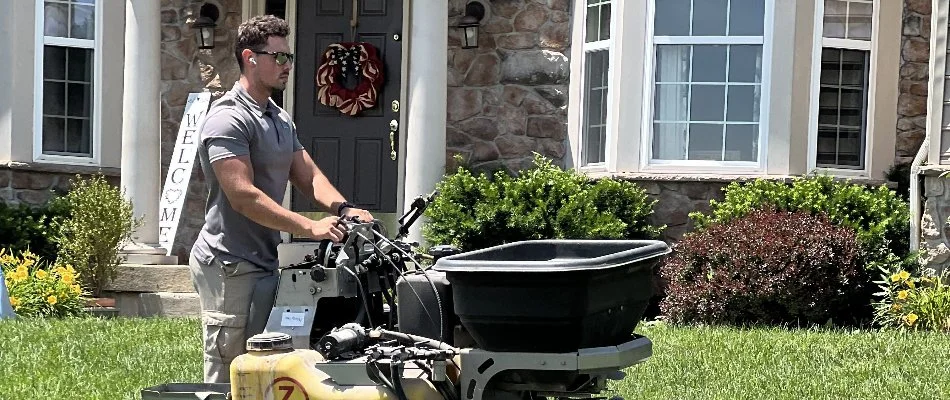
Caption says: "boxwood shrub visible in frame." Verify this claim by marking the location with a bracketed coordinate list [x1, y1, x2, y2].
[422, 154, 664, 252]
[689, 174, 911, 273]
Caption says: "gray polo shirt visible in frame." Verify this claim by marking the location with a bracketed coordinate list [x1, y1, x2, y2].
[191, 82, 304, 270]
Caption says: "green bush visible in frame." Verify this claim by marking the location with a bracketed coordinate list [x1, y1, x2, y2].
[689, 174, 910, 272]
[0, 197, 72, 262]
[55, 174, 140, 296]
[422, 154, 664, 252]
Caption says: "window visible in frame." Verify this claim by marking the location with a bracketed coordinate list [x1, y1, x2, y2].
[35, 0, 99, 162]
[814, 0, 873, 169]
[647, 0, 767, 165]
[580, 1, 611, 166]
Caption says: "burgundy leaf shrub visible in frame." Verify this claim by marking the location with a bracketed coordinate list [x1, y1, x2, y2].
[659, 209, 869, 326]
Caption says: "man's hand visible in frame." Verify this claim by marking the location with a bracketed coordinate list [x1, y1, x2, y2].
[308, 216, 346, 242]
[342, 207, 374, 222]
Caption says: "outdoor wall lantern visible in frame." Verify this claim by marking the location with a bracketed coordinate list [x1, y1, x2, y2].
[459, 1, 485, 49]
[193, 3, 220, 49]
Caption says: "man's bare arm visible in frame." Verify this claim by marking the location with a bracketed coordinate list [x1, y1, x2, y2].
[212, 155, 344, 241]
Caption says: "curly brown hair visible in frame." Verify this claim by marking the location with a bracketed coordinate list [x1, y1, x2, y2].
[234, 15, 290, 72]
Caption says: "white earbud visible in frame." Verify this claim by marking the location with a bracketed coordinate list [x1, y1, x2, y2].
[250, 58, 257, 65]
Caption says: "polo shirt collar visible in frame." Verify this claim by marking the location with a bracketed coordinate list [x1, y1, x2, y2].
[231, 82, 279, 117]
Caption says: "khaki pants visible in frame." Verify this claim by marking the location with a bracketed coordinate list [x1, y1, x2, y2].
[188, 254, 277, 383]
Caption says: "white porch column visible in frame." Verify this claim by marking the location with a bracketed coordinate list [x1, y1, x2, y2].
[403, 0, 448, 245]
[120, 0, 175, 264]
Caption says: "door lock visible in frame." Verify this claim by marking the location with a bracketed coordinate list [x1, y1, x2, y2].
[391, 100, 400, 113]
[390, 119, 398, 131]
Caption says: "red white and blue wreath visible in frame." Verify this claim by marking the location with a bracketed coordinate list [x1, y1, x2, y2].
[316, 42, 384, 116]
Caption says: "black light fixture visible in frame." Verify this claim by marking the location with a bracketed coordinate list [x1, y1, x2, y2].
[459, 1, 485, 49]
[193, 3, 220, 49]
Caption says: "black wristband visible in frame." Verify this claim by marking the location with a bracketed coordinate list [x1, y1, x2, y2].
[336, 201, 355, 217]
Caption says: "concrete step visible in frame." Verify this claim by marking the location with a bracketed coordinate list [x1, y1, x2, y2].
[104, 264, 196, 293]
[110, 291, 200, 318]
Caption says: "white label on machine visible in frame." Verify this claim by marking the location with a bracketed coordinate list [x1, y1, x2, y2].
[281, 312, 306, 327]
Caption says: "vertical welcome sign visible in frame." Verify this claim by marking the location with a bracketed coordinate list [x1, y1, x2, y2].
[159, 92, 211, 254]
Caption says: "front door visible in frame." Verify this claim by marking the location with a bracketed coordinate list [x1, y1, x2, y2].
[293, 0, 402, 217]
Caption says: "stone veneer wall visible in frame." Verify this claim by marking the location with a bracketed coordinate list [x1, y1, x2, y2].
[897, 0, 931, 165]
[631, 179, 728, 242]
[445, 0, 572, 173]
[160, 0, 243, 262]
[0, 167, 119, 206]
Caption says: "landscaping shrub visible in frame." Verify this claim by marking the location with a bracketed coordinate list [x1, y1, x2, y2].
[873, 266, 950, 332]
[660, 209, 868, 326]
[55, 174, 139, 297]
[423, 154, 664, 251]
[1, 249, 86, 318]
[0, 197, 71, 262]
[689, 174, 910, 273]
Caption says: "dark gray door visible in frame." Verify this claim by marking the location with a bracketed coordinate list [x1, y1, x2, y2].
[293, 0, 402, 214]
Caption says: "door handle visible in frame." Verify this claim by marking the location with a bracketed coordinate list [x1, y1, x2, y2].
[389, 132, 397, 161]
[389, 119, 398, 161]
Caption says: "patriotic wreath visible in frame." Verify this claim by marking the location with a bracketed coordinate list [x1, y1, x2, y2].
[316, 42, 384, 116]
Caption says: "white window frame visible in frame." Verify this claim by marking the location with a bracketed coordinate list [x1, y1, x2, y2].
[639, 0, 774, 173]
[575, 0, 616, 172]
[32, 0, 103, 166]
[807, 0, 878, 177]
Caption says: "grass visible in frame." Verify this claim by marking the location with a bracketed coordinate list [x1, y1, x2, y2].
[0, 317, 949, 399]
[611, 322, 950, 400]
[0, 317, 202, 400]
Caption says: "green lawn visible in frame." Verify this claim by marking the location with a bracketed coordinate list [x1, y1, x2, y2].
[0, 317, 948, 399]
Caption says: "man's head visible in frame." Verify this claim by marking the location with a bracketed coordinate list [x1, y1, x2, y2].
[234, 15, 293, 91]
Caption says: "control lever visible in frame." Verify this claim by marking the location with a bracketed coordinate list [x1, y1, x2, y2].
[396, 190, 439, 240]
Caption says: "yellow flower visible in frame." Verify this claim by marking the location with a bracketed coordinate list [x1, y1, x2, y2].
[21, 258, 34, 268]
[61, 272, 74, 285]
[890, 273, 901, 282]
[47, 295, 57, 305]
[15, 265, 27, 276]
[35, 269, 48, 280]
[9, 296, 19, 308]
[11, 269, 26, 283]
[905, 313, 919, 326]
[899, 270, 910, 281]
[906, 280, 916, 289]
[55, 266, 67, 276]
[70, 284, 82, 295]
[892, 303, 903, 311]
[897, 290, 909, 300]
[65, 264, 76, 275]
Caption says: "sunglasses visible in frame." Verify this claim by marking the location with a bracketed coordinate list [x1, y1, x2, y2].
[253, 50, 295, 65]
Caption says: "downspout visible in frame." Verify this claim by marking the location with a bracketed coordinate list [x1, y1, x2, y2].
[910, 136, 929, 252]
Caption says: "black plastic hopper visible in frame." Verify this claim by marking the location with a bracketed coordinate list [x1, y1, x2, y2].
[433, 240, 670, 353]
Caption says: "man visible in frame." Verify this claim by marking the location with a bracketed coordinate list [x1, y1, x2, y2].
[189, 15, 373, 383]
